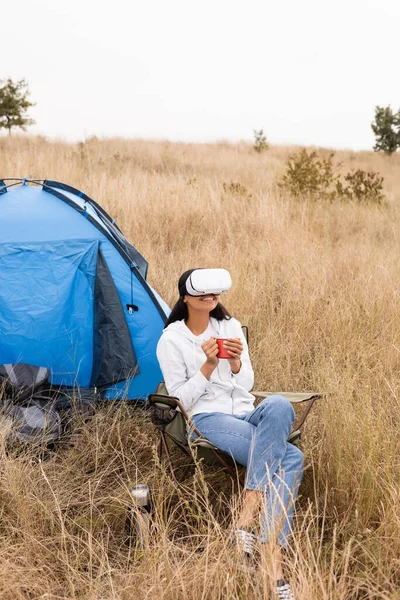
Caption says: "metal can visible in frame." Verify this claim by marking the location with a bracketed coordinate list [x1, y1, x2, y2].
[130, 484, 151, 512]
[126, 483, 151, 552]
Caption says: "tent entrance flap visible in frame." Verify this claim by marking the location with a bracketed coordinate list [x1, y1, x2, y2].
[91, 249, 138, 388]
[0, 240, 98, 387]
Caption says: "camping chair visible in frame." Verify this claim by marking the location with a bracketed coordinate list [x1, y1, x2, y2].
[148, 326, 322, 480]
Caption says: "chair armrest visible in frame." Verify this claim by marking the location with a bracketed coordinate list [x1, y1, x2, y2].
[252, 392, 323, 433]
[148, 393, 189, 418]
[148, 393, 205, 438]
[191, 438, 219, 451]
[253, 391, 323, 403]
[148, 393, 180, 409]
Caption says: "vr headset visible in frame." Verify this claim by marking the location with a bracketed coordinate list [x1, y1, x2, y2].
[183, 268, 232, 296]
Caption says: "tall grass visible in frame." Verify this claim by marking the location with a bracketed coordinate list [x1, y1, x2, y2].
[0, 136, 400, 598]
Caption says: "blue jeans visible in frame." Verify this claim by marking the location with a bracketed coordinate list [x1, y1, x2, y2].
[192, 395, 304, 547]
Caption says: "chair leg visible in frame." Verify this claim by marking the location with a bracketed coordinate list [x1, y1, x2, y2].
[159, 431, 192, 535]
[158, 434, 163, 461]
[160, 430, 181, 486]
[210, 449, 237, 479]
[296, 397, 317, 431]
[180, 464, 193, 480]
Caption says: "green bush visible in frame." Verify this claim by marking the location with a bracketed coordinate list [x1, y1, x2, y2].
[371, 105, 400, 155]
[253, 129, 269, 153]
[336, 169, 385, 204]
[279, 149, 338, 201]
[279, 149, 385, 205]
[222, 181, 252, 200]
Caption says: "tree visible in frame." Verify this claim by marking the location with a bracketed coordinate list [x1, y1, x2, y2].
[371, 105, 400, 155]
[0, 77, 35, 135]
[253, 129, 269, 153]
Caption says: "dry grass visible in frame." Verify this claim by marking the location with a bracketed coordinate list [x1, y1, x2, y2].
[0, 136, 400, 598]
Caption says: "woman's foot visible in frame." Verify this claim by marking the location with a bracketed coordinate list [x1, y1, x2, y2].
[274, 579, 295, 600]
[232, 530, 295, 598]
[232, 528, 257, 572]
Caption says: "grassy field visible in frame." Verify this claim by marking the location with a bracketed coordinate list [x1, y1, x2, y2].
[0, 136, 400, 599]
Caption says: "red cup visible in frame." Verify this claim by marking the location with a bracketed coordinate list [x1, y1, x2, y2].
[216, 338, 230, 359]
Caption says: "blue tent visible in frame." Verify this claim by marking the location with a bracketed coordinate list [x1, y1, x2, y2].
[0, 178, 170, 400]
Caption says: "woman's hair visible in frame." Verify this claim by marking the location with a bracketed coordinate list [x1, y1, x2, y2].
[165, 268, 232, 327]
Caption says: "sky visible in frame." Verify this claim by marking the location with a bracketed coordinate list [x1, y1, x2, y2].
[3, 0, 400, 150]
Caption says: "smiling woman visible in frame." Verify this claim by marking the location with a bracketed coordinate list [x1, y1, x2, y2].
[156, 268, 302, 599]
[157, 268, 253, 413]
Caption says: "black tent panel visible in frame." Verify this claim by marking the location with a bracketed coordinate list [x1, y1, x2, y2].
[91, 249, 139, 388]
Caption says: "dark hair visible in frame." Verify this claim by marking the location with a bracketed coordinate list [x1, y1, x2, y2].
[165, 268, 232, 327]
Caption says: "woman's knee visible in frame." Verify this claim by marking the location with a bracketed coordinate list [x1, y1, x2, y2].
[261, 395, 295, 422]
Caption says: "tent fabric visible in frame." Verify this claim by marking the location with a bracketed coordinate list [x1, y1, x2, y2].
[0, 239, 98, 387]
[0, 179, 169, 400]
[44, 180, 149, 279]
[91, 248, 138, 388]
[43, 181, 149, 280]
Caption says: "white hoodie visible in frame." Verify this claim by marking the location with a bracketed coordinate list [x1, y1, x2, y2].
[156, 317, 255, 416]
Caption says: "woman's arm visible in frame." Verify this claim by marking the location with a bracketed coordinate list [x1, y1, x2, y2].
[228, 321, 254, 391]
[156, 335, 214, 412]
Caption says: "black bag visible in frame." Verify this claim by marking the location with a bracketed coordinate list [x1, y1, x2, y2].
[0, 363, 62, 447]
[0, 363, 50, 402]
[0, 363, 99, 450]
[2, 400, 63, 445]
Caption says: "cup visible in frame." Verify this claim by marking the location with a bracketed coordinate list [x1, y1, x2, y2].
[130, 484, 151, 510]
[126, 483, 151, 551]
[216, 338, 230, 359]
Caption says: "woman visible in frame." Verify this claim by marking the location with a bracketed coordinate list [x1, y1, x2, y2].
[156, 269, 303, 600]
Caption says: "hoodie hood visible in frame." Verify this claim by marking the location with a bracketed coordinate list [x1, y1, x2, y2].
[163, 318, 221, 340]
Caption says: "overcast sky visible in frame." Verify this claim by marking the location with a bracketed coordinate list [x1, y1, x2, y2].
[3, 0, 400, 149]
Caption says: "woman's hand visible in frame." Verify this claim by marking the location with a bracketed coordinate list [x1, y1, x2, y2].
[201, 337, 219, 366]
[200, 337, 219, 380]
[224, 337, 243, 374]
